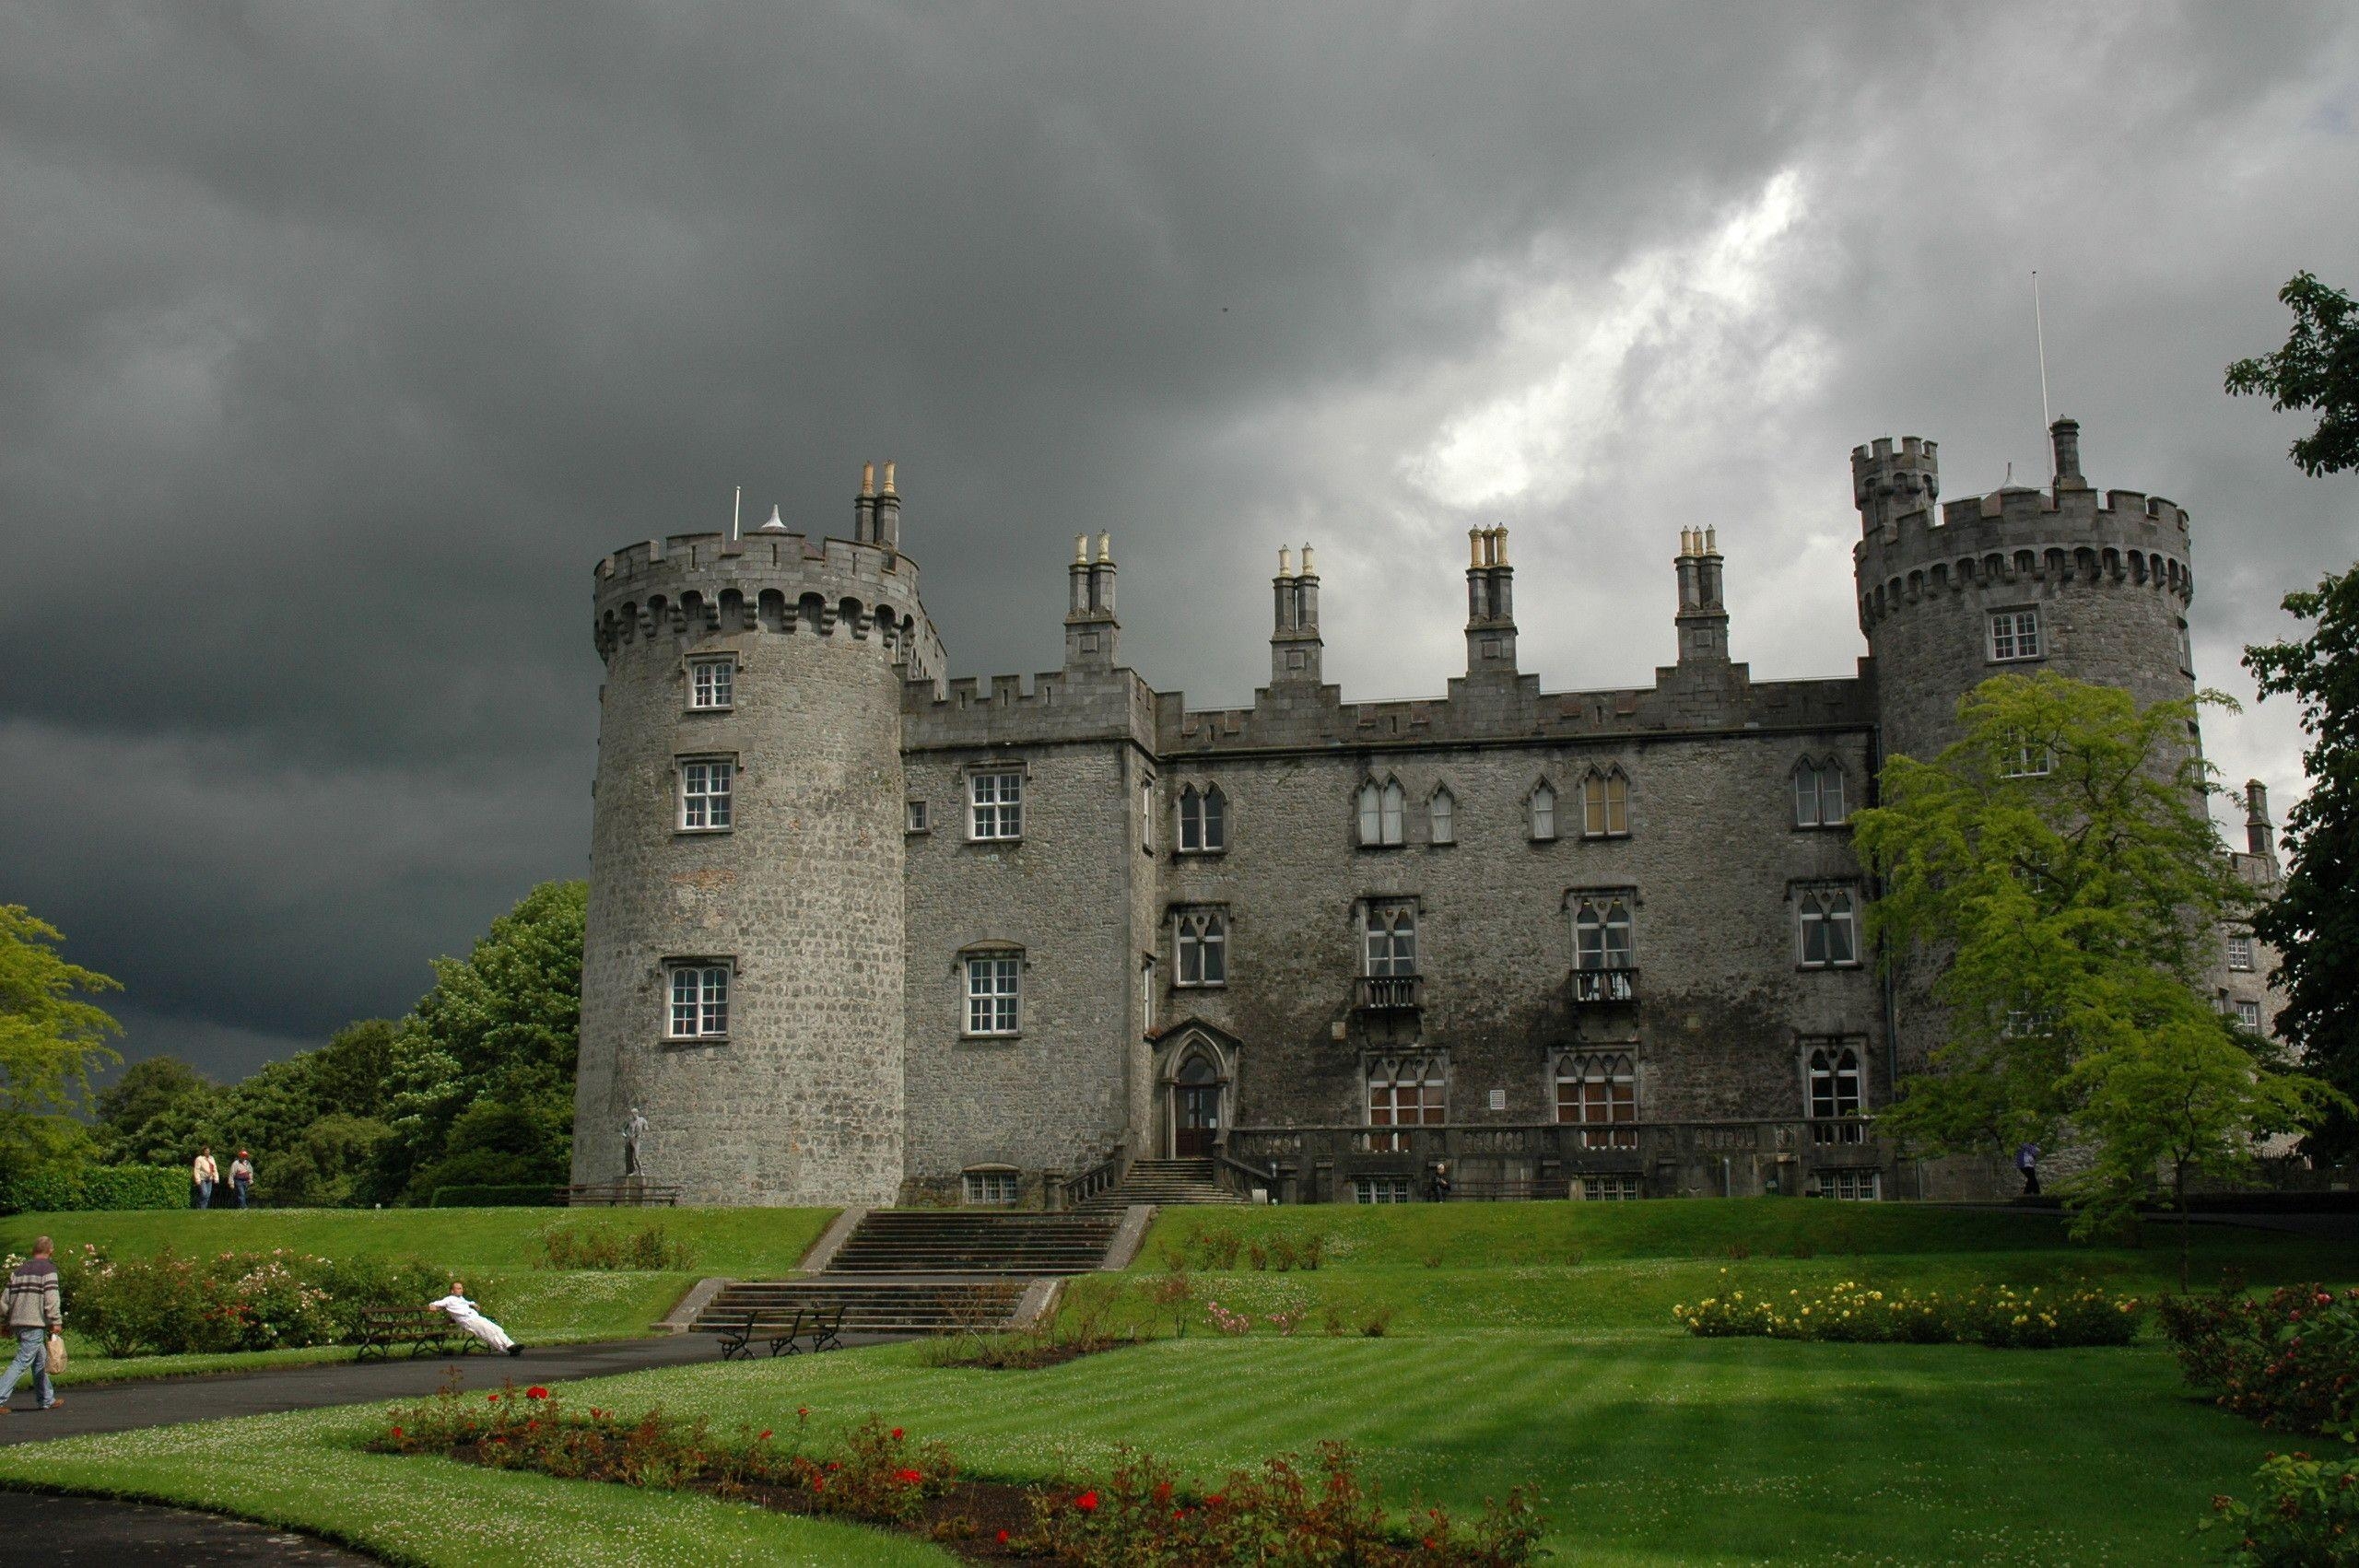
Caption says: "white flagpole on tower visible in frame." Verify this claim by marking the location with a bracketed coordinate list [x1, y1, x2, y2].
[2032, 270, 2053, 451]
[732, 485, 741, 544]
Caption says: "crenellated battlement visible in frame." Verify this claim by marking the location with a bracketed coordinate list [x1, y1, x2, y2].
[592, 528, 945, 683]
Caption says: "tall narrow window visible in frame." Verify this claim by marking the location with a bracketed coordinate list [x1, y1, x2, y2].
[2001, 731, 2055, 778]
[1529, 783, 1557, 842]
[1989, 608, 2042, 661]
[2226, 933, 2256, 972]
[1797, 885, 1859, 967]
[688, 658, 734, 709]
[1580, 768, 1629, 837]
[1357, 780, 1404, 846]
[1200, 785, 1226, 850]
[969, 771, 1023, 840]
[1428, 787, 1456, 845]
[964, 954, 1021, 1036]
[1363, 901, 1417, 976]
[1178, 785, 1227, 852]
[1806, 1043, 1864, 1144]
[1367, 1054, 1446, 1129]
[1175, 909, 1227, 987]
[680, 759, 734, 830]
[1793, 760, 1848, 826]
[1555, 1051, 1637, 1149]
[666, 963, 730, 1039]
[1572, 895, 1634, 970]
[1141, 778, 1155, 851]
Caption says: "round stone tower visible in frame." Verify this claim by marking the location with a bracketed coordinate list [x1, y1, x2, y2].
[1853, 419, 2199, 770]
[572, 467, 945, 1205]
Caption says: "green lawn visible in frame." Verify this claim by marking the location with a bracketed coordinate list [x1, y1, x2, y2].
[0, 1199, 2341, 1564]
[0, 1205, 836, 1382]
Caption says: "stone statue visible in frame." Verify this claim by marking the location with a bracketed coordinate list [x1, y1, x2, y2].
[623, 1106, 650, 1179]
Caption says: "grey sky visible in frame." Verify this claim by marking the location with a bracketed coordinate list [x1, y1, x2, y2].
[3, 3, 2353, 1082]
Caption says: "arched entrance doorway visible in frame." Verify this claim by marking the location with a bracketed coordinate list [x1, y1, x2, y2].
[1170, 1051, 1224, 1157]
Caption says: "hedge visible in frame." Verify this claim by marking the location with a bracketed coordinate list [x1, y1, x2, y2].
[0, 1164, 188, 1215]
[430, 1184, 561, 1209]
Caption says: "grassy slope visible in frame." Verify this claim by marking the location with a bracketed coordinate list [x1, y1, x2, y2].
[0, 1207, 836, 1380]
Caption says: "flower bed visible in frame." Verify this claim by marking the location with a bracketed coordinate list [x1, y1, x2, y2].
[2158, 1283, 2359, 1437]
[55, 1245, 450, 1357]
[1672, 1273, 2142, 1348]
[371, 1383, 1543, 1565]
[2203, 1450, 2359, 1567]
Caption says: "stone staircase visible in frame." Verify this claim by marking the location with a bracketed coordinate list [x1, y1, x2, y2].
[1076, 1157, 1247, 1211]
[685, 1209, 1126, 1340]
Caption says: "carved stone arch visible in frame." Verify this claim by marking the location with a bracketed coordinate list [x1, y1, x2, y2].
[797, 592, 827, 635]
[2013, 549, 2036, 577]
[644, 593, 673, 638]
[1929, 563, 1950, 592]
[2100, 547, 2121, 580]
[757, 589, 789, 632]
[839, 596, 868, 638]
[1906, 569, 1923, 599]
[2073, 546, 2098, 579]
[2043, 546, 2067, 577]
[1983, 551, 2005, 582]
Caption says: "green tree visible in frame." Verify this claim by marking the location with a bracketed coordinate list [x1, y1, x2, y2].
[2226, 272, 2359, 476]
[95, 1054, 214, 1151]
[1855, 673, 2341, 1261]
[0, 907, 123, 1176]
[366, 881, 585, 1204]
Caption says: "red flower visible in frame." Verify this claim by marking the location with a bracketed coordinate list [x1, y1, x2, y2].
[895, 1468, 923, 1485]
[826, 1461, 841, 1472]
[758, 1429, 773, 1441]
[1075, 1490, 1099, 1514]
[526, 1386, 550, 1400]
[389, 1426, 404, 1439]
[890, 1427, 904, 1440]
[996, 1530, 1010, 1545]
[797, 1405, 810, 1419]
[813, 1478, 827, 1492]
[487, 1393, 500, 1403]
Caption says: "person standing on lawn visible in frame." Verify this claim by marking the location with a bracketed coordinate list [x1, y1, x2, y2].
[1, 1237, 65, 1412]
[2015, 1142, 2041, 1197]
[426, 1281, 523, 1357]
[229, 1150, 254, 1209]
[191, 1146, 219, 1210]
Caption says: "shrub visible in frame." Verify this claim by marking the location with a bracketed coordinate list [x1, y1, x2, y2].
[57, 1244, 452, 1357]
[0, 1164, 185, 1214]
[534, 1223, 694, 1271]
[2158, 1283, 2359, 1437]
[431, 1184, 558, 1208]
[923, 1295, 1137, 1371]
[1672, 1273, 2142, 1349]
[2202, 1451, 2359, 1566]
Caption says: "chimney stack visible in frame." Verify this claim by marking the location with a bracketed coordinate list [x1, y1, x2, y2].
[2245, 778, 2276, 860]
[1270, 541, 1323, 685]
[873, 461, 902, 549]
[1464, 526, 1518, 677]
[1673, 526, 1731, 666]
[2050, 418, 2085, 489]
[1063, 532, 1119, 671]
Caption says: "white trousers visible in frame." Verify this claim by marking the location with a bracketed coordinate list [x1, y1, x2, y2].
[449, 1311, 515, 1352]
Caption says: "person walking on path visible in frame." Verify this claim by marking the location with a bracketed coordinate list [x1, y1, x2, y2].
[2015, 1142, 2042, 1198]
[191, 1147, 219, 1210]
[229, 1151, 254, 1210]
[426, 1281, 522, 1358]
[1, 1236, 65, 1412]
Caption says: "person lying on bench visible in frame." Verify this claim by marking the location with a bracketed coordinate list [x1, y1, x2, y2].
[426, 1280, 523, 1357]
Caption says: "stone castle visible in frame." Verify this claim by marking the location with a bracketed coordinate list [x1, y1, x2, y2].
[570, 420, 2281, 1207]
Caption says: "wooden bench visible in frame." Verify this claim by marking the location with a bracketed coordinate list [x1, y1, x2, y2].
[712, 1304, 850, 1361]
[356, 1306, 479, 1361]
[556, 1183, 683, 1207]
[1444, 1178, 1567, 1202]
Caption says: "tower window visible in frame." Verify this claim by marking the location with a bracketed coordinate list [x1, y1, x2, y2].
[906, 799, 930, 834]
[665, 962, 730, 1040]
[1428, 787, 1456, 846]
[969, 770, 1024, 840]
[1367, 1053, 1446, 1130]
[964, 953, 1021, 1036]
[2001, 731, 2055, 778]
[1175, 909, 1227, 987]
[1363, 900, 1418, 977]
[1357, 779, 1405, 847]
[688, 657, 734, 709]
[1580, 768, 1630, 837]
[1805, 1042, 1864, 1142]
[1792, 759, 1848, 827]
[1529, 783, 1557, 842]
[2235, 999, 2262, 1030]
[1796, 885, 1860, 967]
[1555, 1051, 1637, 1149]
[1572, 893, 1635, 971]
[679, 759, 734, 831]
[1179, 785, 1227, 853]
[1141, 778, 1155, 852]
[2227, 933, 2255, 972]
[1989, 608, 2042, 662]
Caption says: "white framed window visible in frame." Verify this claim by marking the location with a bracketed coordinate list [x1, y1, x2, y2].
[688, 657, 734, 710]
[1529, 782, 1557, 841]
[679, 758, 734, 831]
[2001, 731, 2055, 778]
[1580, 768, 1630, 837]
[2235, 999, 2262, 1030]
[1989, 608, 2042, 661]
[2226, 933, 2256, 972]
[1796, 885, 1860, 967]
[1367, 1053, 1446, 1129]
[1178, 784, 1227, 853]
[906, 799, 930, 834]
[964, 953, 1021, 1036]
[1815, 1169, 1881, 1201]
[1140, 958, 1156, 1031]
[1793, 759, 1848, 827]
[1175, 909, 1227, 987]
[665, 962, 730, 1040]
[1556, 1051, 1637, 1150]
[1579, 1174, 1643, 1201]
[1141, 778, 1155, 852]
[1806, 1043, 1865, 1144]
[1363, 900, 1417, 977]
[1572, 894, 1635, 971]
[969, 770, 1023, 840]
[1357, 779, 1405, 847]
[963, 1170, 1019, 1206]
[1352, 1176, 1414, 1205]
[1428, 787, 1456, 846]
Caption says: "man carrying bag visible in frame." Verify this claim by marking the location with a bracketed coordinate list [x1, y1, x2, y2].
[1, 1236, 65, 1412]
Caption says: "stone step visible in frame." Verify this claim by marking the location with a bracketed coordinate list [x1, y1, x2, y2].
[694, 1278, 1032, 1335]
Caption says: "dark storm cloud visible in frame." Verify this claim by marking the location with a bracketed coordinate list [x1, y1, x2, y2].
[2, 3, 2353, 1077]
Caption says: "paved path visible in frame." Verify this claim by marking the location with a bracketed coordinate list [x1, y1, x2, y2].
[0, 1491, 379, 1564]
